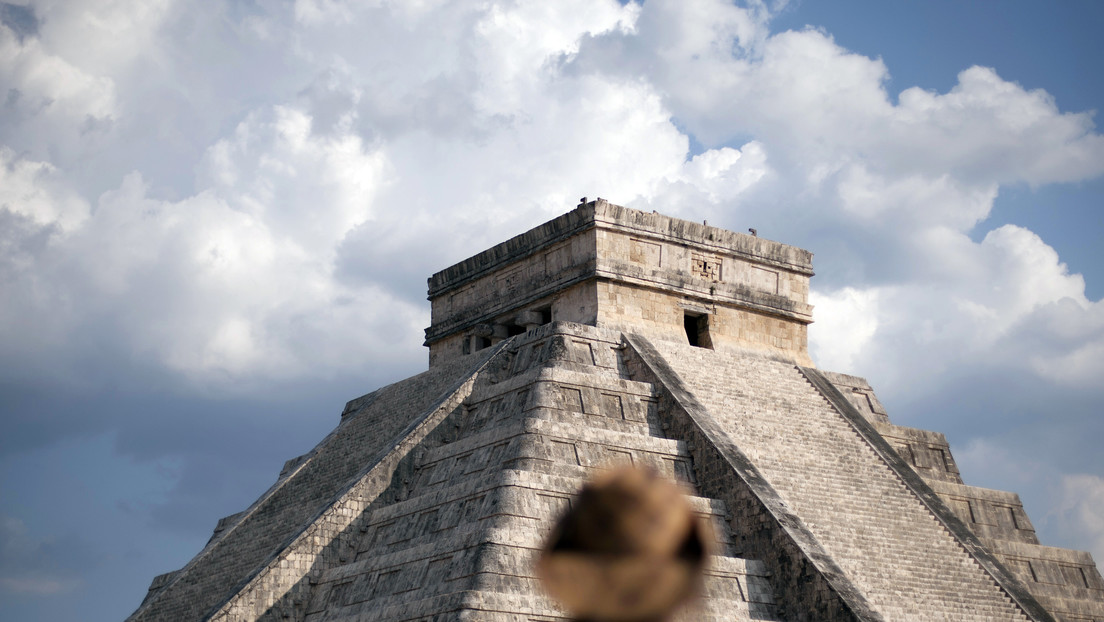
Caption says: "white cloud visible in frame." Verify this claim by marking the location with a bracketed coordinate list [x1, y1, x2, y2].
[1054, 474, 1104, 563]
[891, 67, 1104, 185]
[1, 0, 1100, 405]
[808, 224, 1099, 396]
[1, 2, 1103, 618]
[677, 143, 769, 203]
[0, 103, 422, 392]
[0, 0, 178, 168]
[0, 147, 90, 230]
[978, 226, 1088, 319]
[470, 0, 638, 116]
[834, 167, 998, 230]
[30, 0, 175, 75]
[294, 0, 356, 26]
[808, 287, 879, 374]
[577, 3, 1104, 215]
[1, 0, 691, 393]
[0, 18, 117, 132]
[199, 105, 387, 253]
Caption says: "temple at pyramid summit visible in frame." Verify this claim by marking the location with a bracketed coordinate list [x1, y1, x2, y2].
[129, 200, 1104, 621]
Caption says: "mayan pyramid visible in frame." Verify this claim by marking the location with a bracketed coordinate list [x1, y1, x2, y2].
[129, 200, 1104, 621]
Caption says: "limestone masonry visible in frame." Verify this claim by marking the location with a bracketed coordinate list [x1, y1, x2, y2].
[130, 200, 1104, 621]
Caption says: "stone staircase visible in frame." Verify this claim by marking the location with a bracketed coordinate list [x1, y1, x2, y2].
[143, 321, 1095, 621]
[132, 348, 505, 622]
[824, 372, 1104, 622]
[643, 338, 1033, 621]
[292, 324, 783, 621]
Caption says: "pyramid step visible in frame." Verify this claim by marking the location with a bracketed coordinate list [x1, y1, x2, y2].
[643, 339, 1034, 621]
[527, 407, 654, 436]
[308, 553, 785, 622]
[410, 412, 668, 470]
[309, 551, 783, 622]
[304, 589, 485, 622]
[401, 415, 698, 503]
[352, 469, 738, 560]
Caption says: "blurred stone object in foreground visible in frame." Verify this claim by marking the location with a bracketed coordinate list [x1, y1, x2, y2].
[537, 466, 712, 622]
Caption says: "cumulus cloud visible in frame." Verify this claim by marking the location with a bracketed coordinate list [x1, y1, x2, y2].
[585, 2, 1104, 390]
[808, 286, 879, 373]
[0, 146, 89, 230]
[198, 105, 386, 253]
[0, 0, 1098, 421]
[1, 0, 679, 396]
[0, 102, 421, 392]
[804, 224, 1102, 406]
[588, 6, 1104, 186]
[0, 0, 184, 175]
[575, 2, 1104, 233]
[1026, 310, 1104, 388]
[28, 0, 174, 75]
[1, 4, 1103, 616]
[891, 67, 1104, 185]
[573, 3, 1104, 425]
[0, 0, 1098, 413]
[1054, 474, 1104, 562]
[0, 12, 117, 144]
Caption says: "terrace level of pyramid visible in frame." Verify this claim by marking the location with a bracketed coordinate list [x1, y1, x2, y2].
[130, 200, 1104, 621]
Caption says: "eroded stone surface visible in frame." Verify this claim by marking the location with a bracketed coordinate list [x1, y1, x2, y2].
[131, 204, 1102, 622]
[425, 200, 814, 367]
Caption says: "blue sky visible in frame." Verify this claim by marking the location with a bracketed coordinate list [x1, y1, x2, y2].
[1, 1, 1102, 620]
[774, 0, 1104, 300]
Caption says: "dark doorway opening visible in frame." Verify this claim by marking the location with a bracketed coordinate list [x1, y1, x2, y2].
[684, 312, 713, 349]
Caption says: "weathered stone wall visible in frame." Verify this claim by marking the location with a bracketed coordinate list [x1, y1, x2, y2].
[131, 202, 1104, 622]
[284, 323, 784, 622]
[427, 282, 599, 367]
[427, 230, 598, 349]
[593, 218, 812, 321]
[622, 334, 871, 622]
[639, 336, 1041, 621]
[927, 480, 1038, 544]
[820, 371, 889, 424]
[985, 540, 1104, 621]
[595, 281, 812, 365]
[128, 347, 502, 622]
[427, 200, 814, 367]
[591, 203, 814, 279]
[823, 370, 1104, 621]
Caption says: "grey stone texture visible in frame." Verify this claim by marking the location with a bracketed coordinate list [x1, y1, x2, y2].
[425, 200, 814, 367]
[131, 202, 1103, 621]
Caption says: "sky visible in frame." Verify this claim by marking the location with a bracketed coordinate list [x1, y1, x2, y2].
[0, 1, 1102, 620]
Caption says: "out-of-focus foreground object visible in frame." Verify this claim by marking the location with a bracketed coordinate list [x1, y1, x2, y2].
[537, 466, 711, 621]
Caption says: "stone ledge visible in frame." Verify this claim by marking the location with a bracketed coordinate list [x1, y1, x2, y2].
[799, 366, 1056, 622]
[625, 334, 878, 622]
[427, 201, 814, 299]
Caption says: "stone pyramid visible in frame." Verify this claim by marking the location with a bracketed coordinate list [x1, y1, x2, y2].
[129, 201, 1104, 621]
